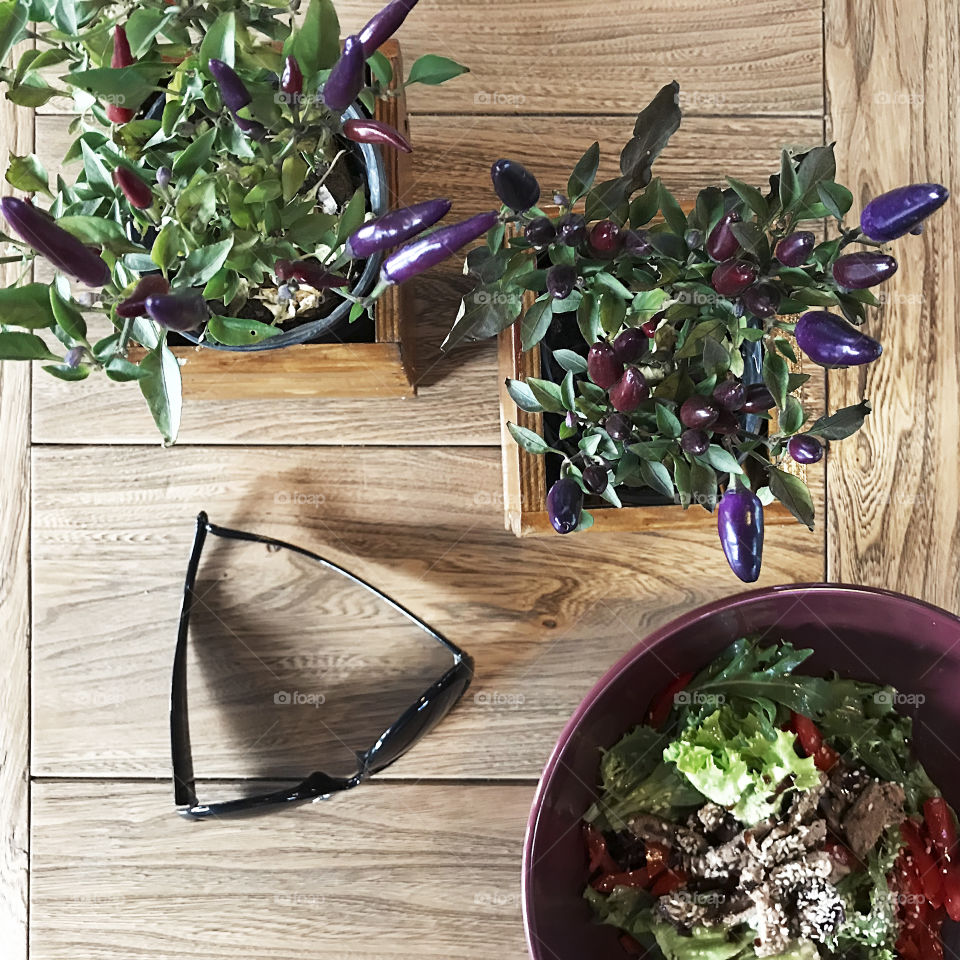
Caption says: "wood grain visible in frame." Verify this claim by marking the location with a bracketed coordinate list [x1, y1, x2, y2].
[825, 0, 960, 611]
[31, 780, 532, 960]
[0, 38, 33, 960]
[31, 445, 824, 780]
[333, 0, 823, 117]
[31, 113, 822, 444]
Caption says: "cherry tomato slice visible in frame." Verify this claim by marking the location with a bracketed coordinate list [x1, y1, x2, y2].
[646, 673, 694, 730]
[650, 868, 687, 897]
[901, 819, 944, 909]
[583, 823, 619, 877]
[924, 797, 959, 863]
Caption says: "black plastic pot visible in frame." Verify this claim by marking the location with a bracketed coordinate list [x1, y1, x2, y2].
[138, 96, 388, 351]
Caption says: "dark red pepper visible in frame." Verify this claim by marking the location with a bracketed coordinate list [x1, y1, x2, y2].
[832, 252, 898, 289]
[706, 211, 741, 262]
[285, 259, 348, 289]
[323, 35, 365, 113]
[0, 197, 111, 287]
[116, 275, 170, 318]
[645, 673, 694, 729]
[106, 26, 135, 124]
[380, 210, 498, 284]
[280, 55, 303, 97]
[343, 118, 412, 153]
[113, 167, 153, 209]
[346, 198, 451, 260]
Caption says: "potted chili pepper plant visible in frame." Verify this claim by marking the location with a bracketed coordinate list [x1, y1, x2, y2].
[442, 82, 949, 581]
[0, 0, 482, 441]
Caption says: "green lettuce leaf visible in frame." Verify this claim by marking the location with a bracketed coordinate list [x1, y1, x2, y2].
[651, 923, 754, 960]
[663, 706, 819, 825]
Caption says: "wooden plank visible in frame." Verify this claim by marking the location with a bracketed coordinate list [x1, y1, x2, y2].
[0, 38, 33, 960]
[825, 0, 960, 610]
[31, 780, 531, 960]
[31, 113, 822, 444]
[333, 0, 823, 117]
[31, 445, 824, 780]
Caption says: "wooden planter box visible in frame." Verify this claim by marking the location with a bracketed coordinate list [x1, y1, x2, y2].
[497, 314, 812, 537]
[141, 39, 415, 400]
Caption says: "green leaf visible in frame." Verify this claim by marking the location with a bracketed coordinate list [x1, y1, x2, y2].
[282, 153, 308, 203]
[151, 221, 181, 271]
[199, 10, 235, 74]
[702, 444, 743, 475]
[520, 298, 553, 352]
[619, 80, 682, 189]
[526, 377, 565, 413]
[441, 288, 521, 351]
[286, 0, 340, 78]
[778, 394, 806, 434]
[64, 64, 166, 113]
[553, 349, 587, 374]
[335, 187, 367, 246]
[0, 0, 28, 69]
[406, 54, 469, 86]
[0, 330, 58, 360]
[507, 421, 554, 456]
[6, 77, 57, 107]
[762, 349, 789, 409]
[576, 292, 600, 344]
[49, 287, 87, 344]
[568, 141, 600, 203]
[584, 176, 630, 223]
[104, 357, 149, 382]
[245, 179, 283, 205]
[655, 402, 681, 439]
[0, 282, 56, 328]
[726, 176, 768, 220]
[639, 459, 674, 499]
[138, 342, 182, 445]
[5, 152, 50, 195]
[561, 370, 576, 411]
[629, 179, 660, 227]
[598, 290, 626, 337]
[690, 460, 718, 512]
[55, 215, 143, 254]
[767, 465, 814, 530]
[807, 400, 871, 440]
[702, 336, 729, 378]
[171, 127, 216, 180]
[796, 145, 836, 201]
[42, 361, 88, 381]
[175, 238, 234, 289]
[367, 50, 393, 86]
[206, 315, 280, 346]
[817, 181, 853, 220]
[779, 149, 800, 212]
[125, 8, 168, 57]
[658, 185, 687, 235]
[504, 378, 543, 413]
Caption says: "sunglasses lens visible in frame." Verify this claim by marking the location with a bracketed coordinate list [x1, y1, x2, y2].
[363, 663, 472, 775]
[181, 529, 460, 797]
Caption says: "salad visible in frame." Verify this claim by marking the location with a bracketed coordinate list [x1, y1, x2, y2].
[582, 637, 959, 959]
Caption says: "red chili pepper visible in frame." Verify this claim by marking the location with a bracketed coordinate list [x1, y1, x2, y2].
[902, 819, 945, 909]
[591, 869, 651, 893]
[582, 824, 619, 878]
[113, 167, 153, 209]
[284, 259, 349, 289]
[940, 864, 960, 922]
[645, 673, 694, 729]
[924, 798, 959, 863]
[790, 712, 839, 771]
[650, 868, 687, 897]
[280, 55, 303, 97]
[116, 274, 170, 318]
[343, 118, 412, 153]
[106, 26, 136, 124]
[618, 934, 645, 957]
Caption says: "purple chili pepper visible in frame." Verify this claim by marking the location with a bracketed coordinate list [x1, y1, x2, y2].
[359, 0, 420, 57]
[117, 274, 170, 318]
[787, 435, 824, 464]
[860, 183, 949, 242]
[347, 199, 452, 259]
[0, 197, 111, 287]
[381, 211, 498, 284]
[832, 252, 898, 289]
[717, 483, 764, 583]
[145, 291, 208, 332]
[795, 310, 882, 368]
[546, 477, 583, 535]
[208, 59, 251, 114]
[323, 36, 365, 113]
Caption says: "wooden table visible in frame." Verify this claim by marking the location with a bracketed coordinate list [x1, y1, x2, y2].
[2, 2, 957, 957]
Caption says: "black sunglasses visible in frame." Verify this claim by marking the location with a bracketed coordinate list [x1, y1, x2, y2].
[171, 512, 474, 818]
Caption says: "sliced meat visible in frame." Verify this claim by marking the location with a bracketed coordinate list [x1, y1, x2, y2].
[626, 812, 677, 848]
[842, 780, 906, 858]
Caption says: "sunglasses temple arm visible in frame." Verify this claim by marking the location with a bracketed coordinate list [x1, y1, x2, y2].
[171, 512, 210, 808]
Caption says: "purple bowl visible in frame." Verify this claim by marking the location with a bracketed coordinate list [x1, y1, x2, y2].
[522, 583, 960, 960]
